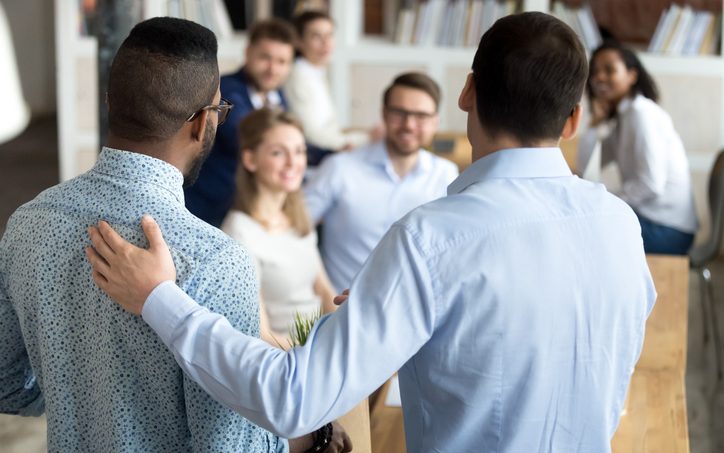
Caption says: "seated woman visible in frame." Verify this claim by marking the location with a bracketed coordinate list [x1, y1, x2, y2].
[284, 10, 381, 165]
[577, 40, 698, 255]
[221, 108, 336, 346]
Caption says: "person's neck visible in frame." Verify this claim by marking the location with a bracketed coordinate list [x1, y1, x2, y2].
[385, 140, 420, 179]
[252, 186, 289, 230]
[106, 133, 187, 173]
[470, 132, 558, 162]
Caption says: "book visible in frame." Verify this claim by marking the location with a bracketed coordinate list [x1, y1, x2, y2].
[666, 6, 694, 55]
[659, 4, 684, 53]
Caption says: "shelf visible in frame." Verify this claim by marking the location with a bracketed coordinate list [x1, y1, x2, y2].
[341, 37, 476, 65]
[639, 52, 724, 75]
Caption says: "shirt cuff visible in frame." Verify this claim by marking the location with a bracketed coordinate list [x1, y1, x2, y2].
[141, 281, 202, 346]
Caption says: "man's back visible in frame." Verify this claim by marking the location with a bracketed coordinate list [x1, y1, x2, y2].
[0, 149, 282, 451]
[367, 148, 656, 451]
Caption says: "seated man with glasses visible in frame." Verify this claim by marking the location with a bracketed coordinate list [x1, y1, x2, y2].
[0, 17, 346, 452]
[304, 72, 459, 293]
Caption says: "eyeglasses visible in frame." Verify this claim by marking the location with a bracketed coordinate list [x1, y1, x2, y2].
[186, 97, 234, 126]
[384, 106, 437, 124]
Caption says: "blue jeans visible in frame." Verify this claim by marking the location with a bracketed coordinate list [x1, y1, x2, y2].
[637, 213, 695, 255]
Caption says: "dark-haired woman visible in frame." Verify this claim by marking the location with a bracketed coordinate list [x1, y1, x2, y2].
[577, 41, 698, 255]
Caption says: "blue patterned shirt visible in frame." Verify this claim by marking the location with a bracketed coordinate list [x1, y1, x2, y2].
[0, 148, 286, 452]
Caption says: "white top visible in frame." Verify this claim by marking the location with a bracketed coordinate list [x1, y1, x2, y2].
[577, 94, 699, 233]
[304, 140, 459, 292]
[284, 57, 368, 150]
[143, 147, 655, 451]
[221, 210, 322, 336]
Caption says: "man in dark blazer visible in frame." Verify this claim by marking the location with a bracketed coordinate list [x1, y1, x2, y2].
[185, 19, 296, 227]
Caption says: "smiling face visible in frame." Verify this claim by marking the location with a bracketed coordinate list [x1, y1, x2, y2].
[589, 49, 638, 108]
[383, 86, 439, 157]
[245, 38, 295, 92]
[299, 18, 335, 66]
[242, 124, 307, 195]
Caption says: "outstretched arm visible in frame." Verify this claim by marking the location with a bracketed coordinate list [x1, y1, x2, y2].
[86, 215, 435, 437]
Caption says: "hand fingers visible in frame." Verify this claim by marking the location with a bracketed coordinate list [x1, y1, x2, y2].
[88, 226, 116, 262]
[333, 295, 349, 306]
[141, 215, 169, 253]
[91, 269, 108, 289]
[85, 247, 111, 278]
[97, 220, 130, 255]
[342, 431, 353, 452]
[333, 289, 350, 306]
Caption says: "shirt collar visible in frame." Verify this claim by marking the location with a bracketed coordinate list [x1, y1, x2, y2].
[248, 88, 282, 110]
[448, 147, 572, 195]
[365, 141, 432, 177]
[92, 147, 185, 203]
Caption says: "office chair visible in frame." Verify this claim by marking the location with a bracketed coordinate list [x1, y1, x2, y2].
[689, 149, 724, 381]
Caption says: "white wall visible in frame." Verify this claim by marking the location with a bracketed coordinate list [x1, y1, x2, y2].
[3, 0, 56, 116]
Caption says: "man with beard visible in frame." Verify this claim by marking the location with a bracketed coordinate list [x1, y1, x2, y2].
[0, 17, 348, 453]
[185, 19, 297, 227]
[304, 72, 459, 293]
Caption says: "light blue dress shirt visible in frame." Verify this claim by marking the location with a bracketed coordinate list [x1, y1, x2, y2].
[0, 148, 285, 452]
[304, 140, 458, 292]
[141, 147, 656, 452]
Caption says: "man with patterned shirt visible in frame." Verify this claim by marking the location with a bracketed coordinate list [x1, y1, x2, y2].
[0, 17, 348, 452]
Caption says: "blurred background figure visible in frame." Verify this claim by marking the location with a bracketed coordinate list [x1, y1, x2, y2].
[185, 19, 297, 228]
[285, 10, 382, 166]
[304, 72, 458, 293]
[221, 108, 336, 346]
[577, 40, 698, 255]
[0, 3, 29, 144]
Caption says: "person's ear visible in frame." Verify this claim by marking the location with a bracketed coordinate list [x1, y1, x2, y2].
[241, 148, 257, 172]
[458, 73, 476, 113]
[458, 72, 475, 113]
[561, 103, 583, 140]
[190, 109, 210, 143]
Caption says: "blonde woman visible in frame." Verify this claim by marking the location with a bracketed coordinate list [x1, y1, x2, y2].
[221, 108, 336, 346]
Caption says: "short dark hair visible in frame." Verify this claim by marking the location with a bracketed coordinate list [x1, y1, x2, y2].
[248, 18, 297, 47]
[293, 10, 333, 37]
[107, 17, 219, 143]
[383, 72, 441, 112]
[472, 12, 588, 144]
[587, 40, 659, 107]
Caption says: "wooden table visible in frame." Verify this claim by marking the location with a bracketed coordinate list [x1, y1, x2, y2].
[612, 254, 690, 452]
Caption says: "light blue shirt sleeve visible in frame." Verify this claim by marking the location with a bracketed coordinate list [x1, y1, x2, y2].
[142, 223, 435, 438]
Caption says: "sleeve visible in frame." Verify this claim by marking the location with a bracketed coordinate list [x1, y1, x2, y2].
[141, 223, 437, 438]
[616, 109, 669, 206]
[285, 68, 349, 151]
[0, 271, 44, 416]
[178, 244, 283, 451]
[303, 156, 341, 223]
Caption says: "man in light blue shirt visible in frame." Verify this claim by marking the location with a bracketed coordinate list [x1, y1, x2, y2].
[0, 17, 308, 452]
[86, 13, 656, 452]
[304, 72, 458, 292]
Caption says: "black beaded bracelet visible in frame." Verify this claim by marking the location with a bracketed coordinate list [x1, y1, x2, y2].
[304, 422, 333, 453]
